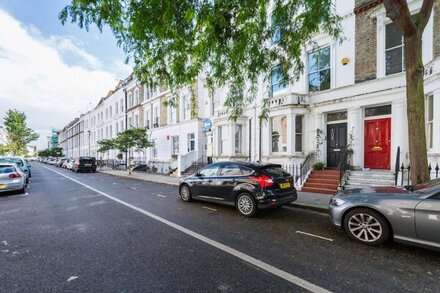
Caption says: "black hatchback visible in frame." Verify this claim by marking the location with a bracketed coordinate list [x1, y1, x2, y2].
[72, 156, 97, 173]
[178, 162, 297, 216]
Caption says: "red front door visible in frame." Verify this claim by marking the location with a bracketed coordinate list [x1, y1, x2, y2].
[364, 118, 391, 169]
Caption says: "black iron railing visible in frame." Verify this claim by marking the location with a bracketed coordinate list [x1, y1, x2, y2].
[338, 152, 351, 189]
[299, 152, 315, 185]
[397, 163, 440, 186]
[394, 146, 401, 186]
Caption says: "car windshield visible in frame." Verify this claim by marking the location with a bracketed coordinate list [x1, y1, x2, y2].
[0, 158, 24, 167]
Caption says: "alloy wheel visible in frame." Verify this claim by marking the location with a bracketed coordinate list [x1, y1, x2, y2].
[347, 213, 383, 243]
[180, 186, 191, 202]
[237, 194, 254, 216]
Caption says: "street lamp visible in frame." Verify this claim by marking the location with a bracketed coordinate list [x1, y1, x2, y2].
[87, 130, 91, 156]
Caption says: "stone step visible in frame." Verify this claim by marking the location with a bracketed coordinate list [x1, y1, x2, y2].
[303, 182, 339, 190]
[301, 187, 337, 195]
[345, 181, 394, 187]
[306, 178, 340, 185]
[311, 170, 340, 175]
[348, 173, 395, 179]
[347, 177, 395, 184]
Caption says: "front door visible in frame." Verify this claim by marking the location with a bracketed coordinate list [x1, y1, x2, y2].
[327, 123, 347, 168]
[364, 118, 391, 169]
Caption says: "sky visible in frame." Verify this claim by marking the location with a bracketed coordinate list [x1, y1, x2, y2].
[0, 0, 133, 149]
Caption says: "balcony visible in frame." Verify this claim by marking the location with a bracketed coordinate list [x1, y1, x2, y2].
[269, 93, 308, 108]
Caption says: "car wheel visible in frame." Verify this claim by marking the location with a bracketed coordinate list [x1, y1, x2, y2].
[236, 193, 257, 217]
[343, 208, 391, 246]
[18, 185, 26, 194]
[179, 185, 192, 202]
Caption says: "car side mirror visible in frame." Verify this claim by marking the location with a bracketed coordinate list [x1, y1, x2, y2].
[195, 172, 202, 177]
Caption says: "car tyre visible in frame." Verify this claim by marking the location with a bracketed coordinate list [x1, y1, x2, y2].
[18, 185, 26, 194]
[179, 184, 192, 202]
[343, 208, 391, 246]
[236, 193, 257, 217]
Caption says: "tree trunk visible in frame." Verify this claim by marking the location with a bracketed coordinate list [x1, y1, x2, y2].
[404, 33, 430, 184]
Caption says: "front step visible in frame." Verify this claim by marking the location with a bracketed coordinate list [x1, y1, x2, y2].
[302, 187, 337, 195]
[303, 182, 338, 189]
[306, 178, 340, 185]
[345, 170, 395, 188]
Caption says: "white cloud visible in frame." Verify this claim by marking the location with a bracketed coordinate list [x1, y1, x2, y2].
[0, 9, 126, 149]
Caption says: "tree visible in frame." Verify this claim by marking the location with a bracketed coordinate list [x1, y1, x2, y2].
[60, 0, 342, 121]
[97, 128, 153, 173]
[383, 0, 434, 184]
[4, 109, 39, 156]
[38, 147, 63, 157]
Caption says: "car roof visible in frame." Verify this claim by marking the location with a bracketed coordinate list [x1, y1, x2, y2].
[213, 161, 281, 169]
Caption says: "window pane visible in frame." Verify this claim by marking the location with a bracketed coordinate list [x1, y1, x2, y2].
[365, 105, 392, 117]
[200, 165, 219, 177]
[295, 116, 303, 133]
[295, 134, 302, 152]
[428, 96, 434, 121]
[235, 125, 242, 154]
[308, 51, 318, 73]
[271, 116, 287, 152]
[320, 68, 331, 91]
[240, 165, 254, 175]
[386, 47, 403, 75]
[386, 23, 402, 49]
[308, 72, 320, 92]
[220, 164, 242, 176]
[271, 66, 286, 93]
[327, 111, 347, 122]
[318, 47, 331, 70]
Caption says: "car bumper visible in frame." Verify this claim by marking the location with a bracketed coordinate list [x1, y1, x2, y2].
[257, 193, 297, 209]
[0, 181, 25, 192]
[77, 166, 96, 171]
[328, 202, 352, 228]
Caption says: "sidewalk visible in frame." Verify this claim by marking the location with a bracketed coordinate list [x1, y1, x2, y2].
[98, 169, 330, 212]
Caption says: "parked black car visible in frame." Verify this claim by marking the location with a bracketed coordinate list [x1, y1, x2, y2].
[72, 156, 97, 173]
[178, 162, 297, 216]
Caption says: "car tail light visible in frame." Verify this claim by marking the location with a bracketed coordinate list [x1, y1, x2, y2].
[9, 173, 21, 179]
[250, 174, 274, 188]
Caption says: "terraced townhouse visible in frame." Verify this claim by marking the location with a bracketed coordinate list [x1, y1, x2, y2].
[58, 0, 440, 193]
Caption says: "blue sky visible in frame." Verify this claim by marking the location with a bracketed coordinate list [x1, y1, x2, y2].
[0, 0, 133, 149]
[0, 0, 129, 72]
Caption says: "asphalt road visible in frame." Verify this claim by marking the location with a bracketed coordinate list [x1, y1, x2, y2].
[1, 163, 440, 292]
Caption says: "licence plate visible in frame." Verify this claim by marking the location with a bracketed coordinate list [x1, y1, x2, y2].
[0, 184, 5, 189]
[84, 164, 92, 167]
[280, 182, 291, 189]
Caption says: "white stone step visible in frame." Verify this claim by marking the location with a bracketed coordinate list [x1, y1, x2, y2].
[348, 173, 395, 180]
[347, 177, 395, 185]
[345, 181, 394, 187]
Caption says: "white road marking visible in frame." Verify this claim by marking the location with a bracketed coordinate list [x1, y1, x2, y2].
[156, 194, 166, 198]
[67, 276, 78, 282]
[295, 231, 334, 242]
[202, 206, 217, 212]
[41, 165, 330, 293]
[129, 187, 137, 191]
[282, 206, 327, 216]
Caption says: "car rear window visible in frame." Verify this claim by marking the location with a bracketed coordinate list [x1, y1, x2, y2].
[0, 165, 16, 173]
[0, 158, 24, 167]
[261, 166, 290, 178]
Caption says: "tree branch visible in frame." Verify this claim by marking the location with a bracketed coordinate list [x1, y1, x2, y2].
[416, 0, 435, 33]
[383, 0, 417, 36]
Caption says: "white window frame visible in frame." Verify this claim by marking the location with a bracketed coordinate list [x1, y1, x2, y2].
[307, 46, 331, 92]
[234, 124, 242, 155]
[171, 135, 179, 156]
[188, 133, 195, 152]
[427, 95, 434, 149]
[134, 88, 139, 105]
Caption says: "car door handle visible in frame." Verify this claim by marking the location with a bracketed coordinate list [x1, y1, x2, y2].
[207, 179, 213, 183]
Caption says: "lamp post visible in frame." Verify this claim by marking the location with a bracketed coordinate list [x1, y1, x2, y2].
[87, 130, 91, 156]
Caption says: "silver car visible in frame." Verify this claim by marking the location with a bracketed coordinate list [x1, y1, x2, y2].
[329, 179, 440, 250]
[0, 163, 26, 194]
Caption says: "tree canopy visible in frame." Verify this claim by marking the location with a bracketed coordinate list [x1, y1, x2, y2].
[4, 109, 39, 156]
[60, 0, 341, 120]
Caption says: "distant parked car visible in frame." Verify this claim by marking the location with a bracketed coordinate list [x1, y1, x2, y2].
[329, 179, 440, 250]
[0, 163, 26, 194]
[0, 157, 30, 183]
[72, 156, 97, 173]
[65, 159, 74, 170]
[56, 158, 67, 167]
[179, 162, 297, 217]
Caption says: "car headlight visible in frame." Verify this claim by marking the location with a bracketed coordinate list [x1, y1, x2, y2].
[330, 198, 346, 206]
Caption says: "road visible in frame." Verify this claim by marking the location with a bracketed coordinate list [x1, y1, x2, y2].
[1, 163, 440, 292]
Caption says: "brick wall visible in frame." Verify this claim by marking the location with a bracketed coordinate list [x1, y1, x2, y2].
[354, 1, 380, 83]
[434, 0, 440, 58]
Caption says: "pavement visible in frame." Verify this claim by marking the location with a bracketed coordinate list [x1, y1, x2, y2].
[2, 163, 440, 292]
[98, 168, 331, 212]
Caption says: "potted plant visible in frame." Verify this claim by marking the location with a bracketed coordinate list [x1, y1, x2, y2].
[313, 162, 325, 170]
